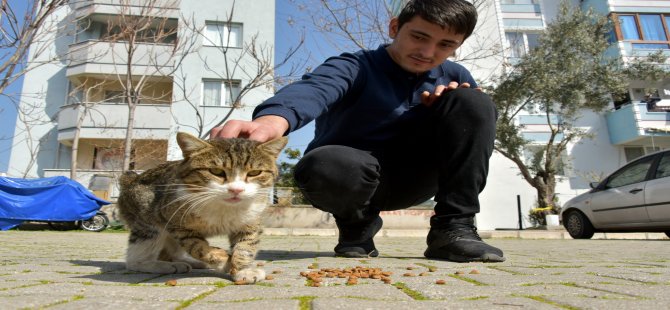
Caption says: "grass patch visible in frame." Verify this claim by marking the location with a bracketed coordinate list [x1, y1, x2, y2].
[175, 289, 217, 310]
[462, 295, 489, 301]
[448, 274, 488, 286]
[37, 295, 85, 309]
[293, 296, 317, 310]
[392, 282, 429, 300]
[513, 293, 580, 310]
[487, 266, 527, 275]
[527, 265, 583, 269]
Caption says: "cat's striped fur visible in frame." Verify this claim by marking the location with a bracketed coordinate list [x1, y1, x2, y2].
[117, 132, 287, 283]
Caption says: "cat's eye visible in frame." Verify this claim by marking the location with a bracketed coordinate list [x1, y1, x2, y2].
[209, 168, 226, 177]
[247, 170, 262, 177]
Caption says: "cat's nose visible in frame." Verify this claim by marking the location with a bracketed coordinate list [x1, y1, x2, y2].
[228, 188, 244, 195]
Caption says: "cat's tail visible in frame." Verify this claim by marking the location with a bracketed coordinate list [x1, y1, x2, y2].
[119, 171, 139, 190]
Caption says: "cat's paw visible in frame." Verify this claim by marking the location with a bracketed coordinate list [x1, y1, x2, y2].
[233, 268, 266, 283]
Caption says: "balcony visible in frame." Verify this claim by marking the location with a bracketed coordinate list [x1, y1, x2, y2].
[57, 102, 172, 143]
[518, 114, 564, 143]
[66, 40, 175, 78]
[71, 0, 179, 20]
[606, 102, 670, 145]
[500, 1, 543, 29]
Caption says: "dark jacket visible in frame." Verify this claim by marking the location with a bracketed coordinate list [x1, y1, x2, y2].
[253, 45, 477, 152]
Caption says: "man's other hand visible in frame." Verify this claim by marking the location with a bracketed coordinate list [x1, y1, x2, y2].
[420, 81, 482, 107]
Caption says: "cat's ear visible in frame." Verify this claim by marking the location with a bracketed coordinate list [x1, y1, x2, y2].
[176, 132, 211, 158]
[259, 136, 288, 158]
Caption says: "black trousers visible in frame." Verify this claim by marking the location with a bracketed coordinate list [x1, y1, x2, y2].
[294, 88, 497, 228]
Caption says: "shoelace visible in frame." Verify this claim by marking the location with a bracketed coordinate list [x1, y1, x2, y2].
[438, 225, 482, 241]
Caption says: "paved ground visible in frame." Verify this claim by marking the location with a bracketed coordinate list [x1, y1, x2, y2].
[1, 230, 669, 310]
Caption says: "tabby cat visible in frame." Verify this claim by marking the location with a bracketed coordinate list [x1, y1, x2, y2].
[117, 132, 287, 283]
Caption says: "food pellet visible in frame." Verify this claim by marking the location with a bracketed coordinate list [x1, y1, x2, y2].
[454, 271, 465, 275]
[265, 275, 274, 280]
[272, 270, 282, 274]
[234, 280, 247, 285]
[436, 279, 446, 285]
[165, 279, 177, 286]
[403, 272, 415, 277]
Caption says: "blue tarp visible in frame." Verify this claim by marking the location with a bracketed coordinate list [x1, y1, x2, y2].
[0, 176, 110, 230]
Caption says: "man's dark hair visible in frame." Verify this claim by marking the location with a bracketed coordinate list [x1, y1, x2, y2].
[397, 0, 478, 40]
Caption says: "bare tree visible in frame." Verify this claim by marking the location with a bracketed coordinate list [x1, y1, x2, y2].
[284, 0, 502, 71]
[0, 0, 68, 177]
[176, 1, 305, 138]
[96, 0, 198, 172]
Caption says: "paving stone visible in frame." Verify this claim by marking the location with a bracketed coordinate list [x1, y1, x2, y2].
[1, 230, 669, 309]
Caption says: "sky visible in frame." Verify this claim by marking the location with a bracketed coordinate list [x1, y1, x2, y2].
[0, 0, 366, 173]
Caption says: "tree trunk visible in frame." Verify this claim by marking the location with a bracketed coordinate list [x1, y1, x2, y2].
[70, 105, 87, 180]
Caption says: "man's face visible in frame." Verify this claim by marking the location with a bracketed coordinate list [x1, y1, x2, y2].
[386, 16, 465, 74]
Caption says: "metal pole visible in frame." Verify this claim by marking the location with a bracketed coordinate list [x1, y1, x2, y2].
[517, 195, 523, 230]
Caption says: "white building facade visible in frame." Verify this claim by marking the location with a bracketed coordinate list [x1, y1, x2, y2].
[471, 0, 670, 230]
[7, 0, 275, 196]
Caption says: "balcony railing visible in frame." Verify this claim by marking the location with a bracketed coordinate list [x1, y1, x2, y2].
[72, 0, 179, 20]
[66, 40, 175, 77]
[606, 102, 670, 145]
[57, 102, 172, 142]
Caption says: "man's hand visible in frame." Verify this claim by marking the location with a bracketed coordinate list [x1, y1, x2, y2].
[210, 115, 289, 143]
[420, 81, 482, 107]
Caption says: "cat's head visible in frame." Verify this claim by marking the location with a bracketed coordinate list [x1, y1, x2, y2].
[175, 132, 288, 204]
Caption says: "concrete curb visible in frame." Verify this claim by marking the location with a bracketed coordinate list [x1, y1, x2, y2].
[264, 228, 669, 240]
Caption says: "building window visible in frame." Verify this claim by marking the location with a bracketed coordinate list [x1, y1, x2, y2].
[203, 22, 242, 47]
[523, 145, 567, 176]
[505, 31, 540, 58]
[202, 80, 241, 107]
[615, 13, 670, 49]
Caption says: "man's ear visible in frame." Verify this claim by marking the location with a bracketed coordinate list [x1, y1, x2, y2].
[388, 17, 399, 39]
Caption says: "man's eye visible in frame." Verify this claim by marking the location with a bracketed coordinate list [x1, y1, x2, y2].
[247, 170, 262, 177]
[209, 168, 226, 177]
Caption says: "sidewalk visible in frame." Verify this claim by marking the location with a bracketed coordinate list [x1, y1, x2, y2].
[1, 230, 669, 309]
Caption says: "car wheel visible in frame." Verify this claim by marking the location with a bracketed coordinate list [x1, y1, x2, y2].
[79, 214, 109, 232]
[563, 210, 595, 239]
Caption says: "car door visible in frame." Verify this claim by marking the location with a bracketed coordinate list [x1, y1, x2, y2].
[588, 155, 654, 227]
[645, 152, 670, 223]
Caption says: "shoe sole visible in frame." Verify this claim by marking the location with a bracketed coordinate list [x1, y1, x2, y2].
[334, 248, 379, 258]
[424, 248, 506, 263]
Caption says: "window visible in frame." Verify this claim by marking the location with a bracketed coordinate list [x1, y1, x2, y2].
[104, 90, 124, 103]
[203, 22, 242, 47]
[655, 153, 670, 179]
[606, 156, 654, 188]
[523, 145, 567, 176]
[202, 80, 241, 107]
[505, 32, 540, 58]
[615, 13, 670, 49]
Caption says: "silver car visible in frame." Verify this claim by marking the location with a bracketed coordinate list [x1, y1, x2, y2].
[561, 149, 670, 239]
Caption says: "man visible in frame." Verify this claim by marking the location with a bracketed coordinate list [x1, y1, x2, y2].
[212, 0, 504, 262]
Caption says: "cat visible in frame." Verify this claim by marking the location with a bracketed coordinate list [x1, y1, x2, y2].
[116, 132, 287, 283]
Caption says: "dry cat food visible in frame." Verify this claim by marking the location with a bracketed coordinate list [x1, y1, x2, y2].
[435, 279, 446, 285]
[300, 266, 393, 286]
[165, 279, 177, 286]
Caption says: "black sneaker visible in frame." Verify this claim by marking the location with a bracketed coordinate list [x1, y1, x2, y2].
[424, 217, 505, 262]
[334, 216, 383, 258]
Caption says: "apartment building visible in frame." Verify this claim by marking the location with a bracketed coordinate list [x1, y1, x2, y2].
[7, 0, 275, 195]
[471, 0, 670, 230]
